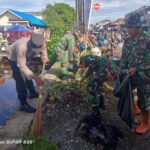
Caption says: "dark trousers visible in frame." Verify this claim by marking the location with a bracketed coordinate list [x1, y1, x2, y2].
[113, 60, 120, 67]
[9, 60, 36, 105]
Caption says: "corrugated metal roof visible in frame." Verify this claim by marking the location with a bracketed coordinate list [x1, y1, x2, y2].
[1, 9, 46, 27]
[111, 19, 125, 26]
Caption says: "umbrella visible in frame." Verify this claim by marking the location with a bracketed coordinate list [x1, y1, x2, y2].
[7, 25, 29, 32]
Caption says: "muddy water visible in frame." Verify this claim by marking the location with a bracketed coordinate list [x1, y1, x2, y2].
[0, 63, 19, 126]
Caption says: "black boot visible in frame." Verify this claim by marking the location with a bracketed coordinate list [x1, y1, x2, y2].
[21, 103, 36, 113]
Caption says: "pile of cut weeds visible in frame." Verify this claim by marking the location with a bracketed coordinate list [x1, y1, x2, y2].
[41, 81, 150, 150]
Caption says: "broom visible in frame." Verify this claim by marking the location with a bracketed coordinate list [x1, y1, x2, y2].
[31, 64, 45, 137]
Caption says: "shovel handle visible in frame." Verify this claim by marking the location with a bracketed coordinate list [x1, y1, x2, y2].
[41, 64, 46, 79]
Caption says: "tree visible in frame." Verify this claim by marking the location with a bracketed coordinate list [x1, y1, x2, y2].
[43, 3, 76, 36]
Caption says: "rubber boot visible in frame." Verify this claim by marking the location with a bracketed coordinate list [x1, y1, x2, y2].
[135, 111, 149, 134]
[134, 100, 141, 116]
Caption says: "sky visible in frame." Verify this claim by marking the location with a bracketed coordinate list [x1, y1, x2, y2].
[0, 0, 150, 24]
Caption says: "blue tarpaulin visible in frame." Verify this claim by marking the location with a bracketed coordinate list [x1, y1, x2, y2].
[9, 9, 47, 28]
[7, 25, 29, 32]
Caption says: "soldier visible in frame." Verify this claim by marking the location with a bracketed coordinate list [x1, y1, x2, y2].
[120, 13, 150, 134]
[80, 55, 118, 109]
[54, 31, 83, 74]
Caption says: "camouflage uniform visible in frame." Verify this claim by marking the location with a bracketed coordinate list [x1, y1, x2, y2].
[120, 33, 150, 111]
[54, 32, 78, 74]
[120, 13, 150, 111]
[81, 55, 117, 108]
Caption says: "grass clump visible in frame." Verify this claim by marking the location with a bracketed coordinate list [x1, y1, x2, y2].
[22, 134, 58, 150]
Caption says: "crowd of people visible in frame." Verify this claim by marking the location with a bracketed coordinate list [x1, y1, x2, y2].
[88, 27, 125, 65]
[0, 12, 149, 136]
[85, 13, 150, 135]
[53, 13, 150, 135]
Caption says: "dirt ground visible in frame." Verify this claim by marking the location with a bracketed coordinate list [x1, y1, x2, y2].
[41, 81, 150, 150]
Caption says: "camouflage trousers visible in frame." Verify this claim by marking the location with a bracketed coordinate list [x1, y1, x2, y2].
[137, 82, 150, 111]
[57, 51, 78, 75]
[131, 76, 150, 111]
[87, 77, 105, 108]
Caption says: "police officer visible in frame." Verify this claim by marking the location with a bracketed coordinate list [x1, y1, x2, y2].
[120, 13, 150, 134]
[8, 32, 49, 113]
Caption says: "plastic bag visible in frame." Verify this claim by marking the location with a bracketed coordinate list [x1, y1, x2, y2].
[114, 72, 133, 128]
[79, 42, 85, 51]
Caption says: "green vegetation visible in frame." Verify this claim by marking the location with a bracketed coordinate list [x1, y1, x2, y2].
[43, 3, 76, 36]
[55, 68, 63, 79]
[48, 81, 87, 98]
[22, 134, 58, 150]
[43, 3, 76, 65]
[46, 36, 60, 66]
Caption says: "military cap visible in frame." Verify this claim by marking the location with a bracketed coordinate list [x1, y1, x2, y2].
[125, 13, 141, 27]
